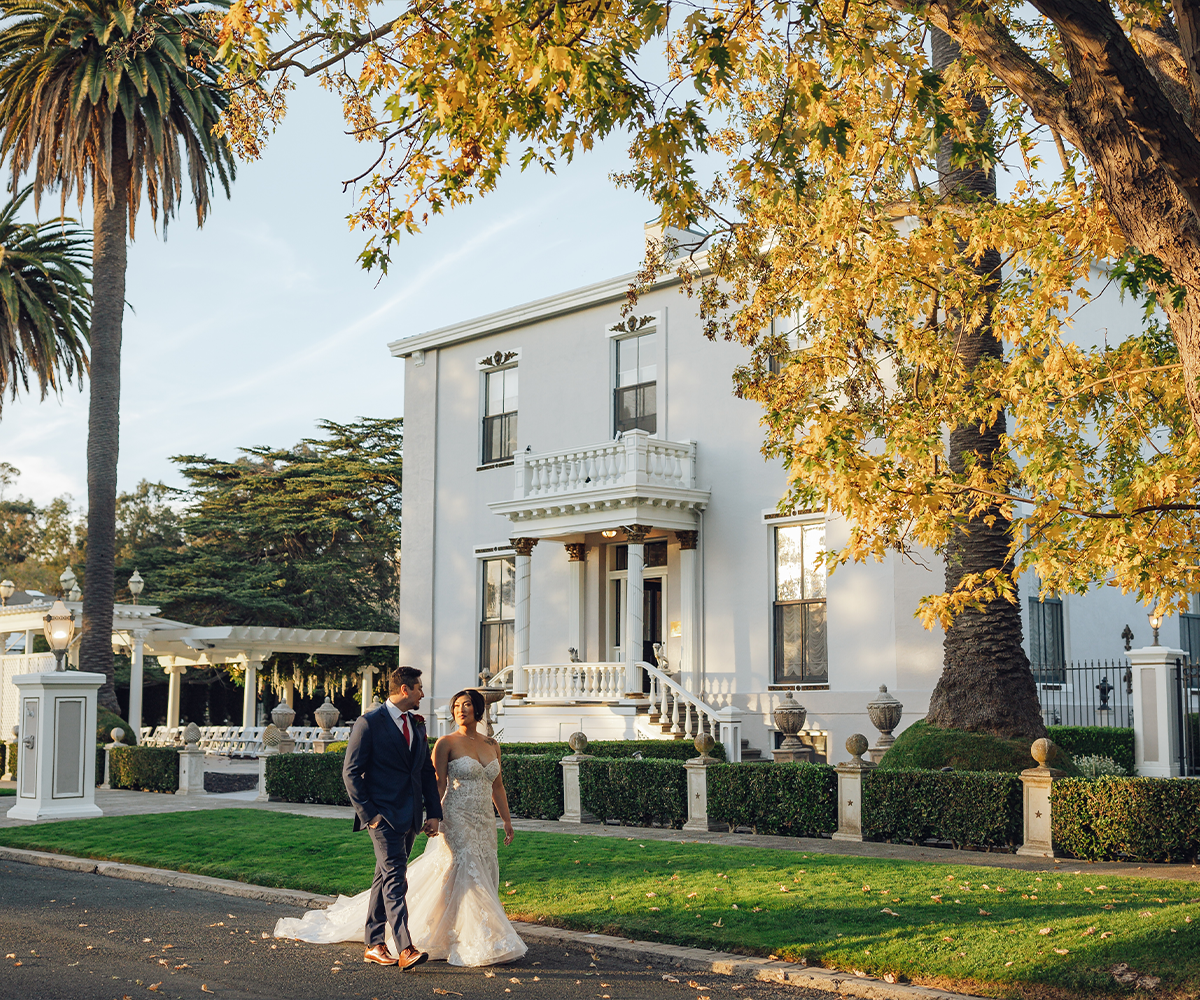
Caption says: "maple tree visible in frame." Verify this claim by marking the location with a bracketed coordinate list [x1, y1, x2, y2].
[214, 0, 1200, 732]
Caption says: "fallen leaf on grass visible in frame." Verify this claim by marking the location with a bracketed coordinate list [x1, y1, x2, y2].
[687, 892, 698, 899]
[1054, 949, 1069, 955]
[1140, 911, 1153, 918]
[880, 908, 900, 917]
[646, 892, 656, 898]
[712, 918, 723, 927]
[1038, 928, 1052, 935]
[978, 910, 991, 916]
[1005, 962, 1014, 967]
[883, 973, 898, 983]
[1101, 932, 1115, 939]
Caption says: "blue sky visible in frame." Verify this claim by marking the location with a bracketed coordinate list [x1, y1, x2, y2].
[0, 83, 657, 507]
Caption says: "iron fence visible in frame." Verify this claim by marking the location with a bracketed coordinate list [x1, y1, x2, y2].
[1032, 659, 1133, 728]
[1174, 658, 1200, 777]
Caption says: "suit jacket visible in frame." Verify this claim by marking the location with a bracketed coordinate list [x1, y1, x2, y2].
[342, 704, 443, 834]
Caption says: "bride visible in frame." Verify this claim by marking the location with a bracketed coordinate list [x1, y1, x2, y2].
[274, 688, 527, 966]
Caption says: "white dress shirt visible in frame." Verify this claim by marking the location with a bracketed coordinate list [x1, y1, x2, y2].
[385, 700, 413, 747]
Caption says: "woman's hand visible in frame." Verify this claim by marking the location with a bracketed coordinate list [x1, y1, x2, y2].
[503, 822, 515, 847]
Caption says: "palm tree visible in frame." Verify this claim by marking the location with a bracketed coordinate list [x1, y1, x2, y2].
[0, 185, 90, 408]
[0, 0, 235, 710]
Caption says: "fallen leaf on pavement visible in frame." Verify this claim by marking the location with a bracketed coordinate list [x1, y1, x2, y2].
[147, 983, 162, 992]
[688, 981, 700, 988]
[484, 971, 496, 978]
[432, 991, 463, 996]
[883, 973, 898, 983]
[662, 975, 679, 983]
[3, 954, 12, 959]
[200, 987, 215, 995]
[853, 969, 869, 978]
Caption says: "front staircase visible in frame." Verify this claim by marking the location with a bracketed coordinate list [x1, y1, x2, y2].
[633, 700, 765, 760]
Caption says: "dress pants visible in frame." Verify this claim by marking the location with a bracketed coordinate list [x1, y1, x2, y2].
[366, 823, 417, 951]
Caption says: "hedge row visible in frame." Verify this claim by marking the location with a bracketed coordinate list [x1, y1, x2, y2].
[708, 762, 837, 837]
[95, 744, 105, 786]
[496, 740, 726, 761]
[579, 758, 687, 828]
[1047, 726, 1135, 774]
[1, 741, 11, 779]
[266, 751, 350, 806]
[1053, 777, 1200, 862]
[501, 754, 564, 820]
[863, 769, 1023, 850]
[108, 746, 179, 794]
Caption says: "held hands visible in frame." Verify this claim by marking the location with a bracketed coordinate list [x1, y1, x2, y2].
[423, 818, 441, 837]
[503, 822, 515, 847]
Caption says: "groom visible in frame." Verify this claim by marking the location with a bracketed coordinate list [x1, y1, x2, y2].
[343, 665, 442, 970]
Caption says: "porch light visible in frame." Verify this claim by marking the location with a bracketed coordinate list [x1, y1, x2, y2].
[68, 582, 81, 602]
[601, 530, 618, 538]
[128, 569, 144, 604]
[0, 579, 14, 606]
[1148, 611, 1163, 646]
[58, 565, 76, 597]
[43, 600, 76, 671]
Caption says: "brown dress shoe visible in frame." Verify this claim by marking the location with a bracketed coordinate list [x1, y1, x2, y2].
[395, 945, 429, 971]
[363, 944, 398, 966]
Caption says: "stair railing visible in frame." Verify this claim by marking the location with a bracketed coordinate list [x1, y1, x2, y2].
[640, 660, 721, 743]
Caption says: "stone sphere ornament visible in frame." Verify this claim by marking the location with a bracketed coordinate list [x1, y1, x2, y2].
[110, 727, 126, 745]
[1031, 737, 1055, 767]
[845, 733, 870, 765]
[568, 731, 590, 754]
[270, 702, 296, 732]
[694, 732, 716, 757]
[183, 722, 201, 746]
[772, 692, 808, 752]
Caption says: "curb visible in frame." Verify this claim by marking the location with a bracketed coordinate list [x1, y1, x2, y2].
[0, 845, 981, 1000]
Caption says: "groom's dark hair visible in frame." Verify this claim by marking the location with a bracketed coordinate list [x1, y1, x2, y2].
[389, 665, 423, 694]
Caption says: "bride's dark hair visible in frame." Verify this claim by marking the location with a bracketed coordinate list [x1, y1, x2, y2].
[451, 688, 486, 724]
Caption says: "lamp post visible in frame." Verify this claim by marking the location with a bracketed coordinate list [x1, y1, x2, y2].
[58, 566, 76, 599]
[43, 600, 76, 671]
[0, 579, 14, 606]
[1148, 611, 1163, 646]
[128, 569, 144, 605]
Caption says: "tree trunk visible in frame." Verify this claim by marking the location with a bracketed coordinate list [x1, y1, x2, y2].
[80, 135, 129, 714]
[924, 29, 1048, 741]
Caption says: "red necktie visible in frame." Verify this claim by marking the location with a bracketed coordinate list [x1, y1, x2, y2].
[401, 713, 411, 747]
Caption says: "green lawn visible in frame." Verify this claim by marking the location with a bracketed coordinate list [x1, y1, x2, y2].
[0, 811, 1196, 998]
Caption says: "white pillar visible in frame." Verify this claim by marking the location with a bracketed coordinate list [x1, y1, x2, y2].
[566, 544, 586, 661]
[511, 537, 538, 699]
[242, 655, 266, 731]
[1129, 643, 1186, 778]
[360, 664, 379, 713]
[128, 628, 148, 741]
[282, 675, 295, 708]
[832, 735, 875, 842]
[623, 525, 650, 697]
[716, 705, 743, 762]
[676, 530, 699, 695]
[164, 660, 187, 731]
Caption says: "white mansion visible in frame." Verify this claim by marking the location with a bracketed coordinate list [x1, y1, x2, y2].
[390, 227, 1190, 759]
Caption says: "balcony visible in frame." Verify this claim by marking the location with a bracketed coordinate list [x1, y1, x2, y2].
[488, 430, 710, 534]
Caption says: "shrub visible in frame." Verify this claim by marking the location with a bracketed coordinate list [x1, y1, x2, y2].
[1047, 726, 1135, 774]
[1073, 755, 1128, 778]
[323, 741, 348, 754]
[266, 752, 349, 806]
[579, 759, 687, 828]
[1, 741, 7, 777]
[4, 741, 15, 780]
[878, 719, 1048, 773]
[108, 746, 179, 794]
[863, 769, 1023, 850]
[97, 706, 138, 746]
[1053, 777, 1200, 862]
[95, 744, 105, 786]
[707, 762, 837, 836]
[501, 754, 563, 819]
[495, 740, 725, 761]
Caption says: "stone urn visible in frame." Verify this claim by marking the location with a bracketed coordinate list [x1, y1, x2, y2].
[313, 697, 340, 738]
[183, 722, 202, 747]
[270, 702, 296, 733]
[866, 685, 903, 760]
[772, 692, 812, 762]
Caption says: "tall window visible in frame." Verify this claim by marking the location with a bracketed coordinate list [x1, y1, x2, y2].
[1183, 594, 1200, 659]
[483, 366, 518, 463]
[1028, 596, 1066, 682]
[480, 557, 515, 681]
[773, 524, 828, 683]
[615, 330, 656, 435]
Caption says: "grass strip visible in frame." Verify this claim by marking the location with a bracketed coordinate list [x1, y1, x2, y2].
[1, 810, 1196, 997]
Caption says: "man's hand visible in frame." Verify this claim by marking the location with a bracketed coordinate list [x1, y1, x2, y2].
[422, 818, 440, 837]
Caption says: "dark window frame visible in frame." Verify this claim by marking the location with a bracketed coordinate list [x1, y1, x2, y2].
[1028, 595, 1066, 683]
[613, 329, 657, 436]
[482, 366, 518, 464]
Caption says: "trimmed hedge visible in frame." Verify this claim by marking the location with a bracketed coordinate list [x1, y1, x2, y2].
[95, 744, 104, 786]
[707, 762, 837, 837]
[266, 752, 350, 806]
[863, 769, 1023, 850]
[5, 741, 15, 781]
[1, 741, 8, 778]
[579, 758, 687, 828]
[501, 754, 563, 820]
[496, 740, 726, 761]
[1053, 777, 1200, 862]
[109, 745, 179, 794]
[1047, 726, 1135, 774]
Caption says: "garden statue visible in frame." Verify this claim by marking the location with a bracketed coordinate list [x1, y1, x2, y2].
[772, 692, 812, 762]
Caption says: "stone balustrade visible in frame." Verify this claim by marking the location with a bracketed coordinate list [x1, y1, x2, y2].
[513, 432, 696, 501]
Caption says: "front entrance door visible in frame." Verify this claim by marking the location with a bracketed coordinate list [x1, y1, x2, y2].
[643, 578, 663, 664]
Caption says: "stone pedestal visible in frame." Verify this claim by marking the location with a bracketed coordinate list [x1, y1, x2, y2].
[177, 748, 206, 796]
[683, 733, 718, 833]
[1129, 644, 1185, 778]
[100, 728, 128, 790]
[832, 735, 875, 842]
[559, 732, 596, 823]
[716, 706, 743, 763]
[1017, 738, 1064, 857]
[7, 671, 105, 822]
[773, 692, 813, 763]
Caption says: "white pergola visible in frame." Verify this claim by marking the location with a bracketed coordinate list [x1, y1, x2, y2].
[0, 601, 399, 738]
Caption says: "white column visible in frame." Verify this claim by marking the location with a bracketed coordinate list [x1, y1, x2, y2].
[282, 674, 295, 708]
[1129, 643, 1186, 778]
[163, 660, 187, 731]
[566, 544, 586, 661]
[623, 525, 650, 696]
[242, 654, 267, 730]
[676, 530, 699, 696]
[511, 537, 538, 699]
[128, 628, 148, 741]
[360, 664, 379, 713]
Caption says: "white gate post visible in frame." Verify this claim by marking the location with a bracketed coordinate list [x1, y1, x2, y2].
[1129, 643, 1185, 778]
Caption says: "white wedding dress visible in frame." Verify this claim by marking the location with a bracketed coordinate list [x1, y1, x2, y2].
[274, 756, 528, 966]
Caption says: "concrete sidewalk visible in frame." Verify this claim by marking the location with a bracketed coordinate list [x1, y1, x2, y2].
[3, 781, 1198, 882]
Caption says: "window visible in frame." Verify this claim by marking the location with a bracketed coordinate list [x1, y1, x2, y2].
[483, 366, 518, 464]
[1028, 596, 1066, 682]
[1182, 594, 1200, 659]
[609, 540, 666, 570]
[773, 524, 827, 683]
[614, 330, 656, 435]
[480, 557, 515, 681]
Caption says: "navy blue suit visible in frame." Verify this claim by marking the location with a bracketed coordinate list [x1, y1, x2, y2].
[342, 703, 442, 951]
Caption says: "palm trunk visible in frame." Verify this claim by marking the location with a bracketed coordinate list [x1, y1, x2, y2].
[923, 29, 1047, 740]
[80, 136, 129, 714]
